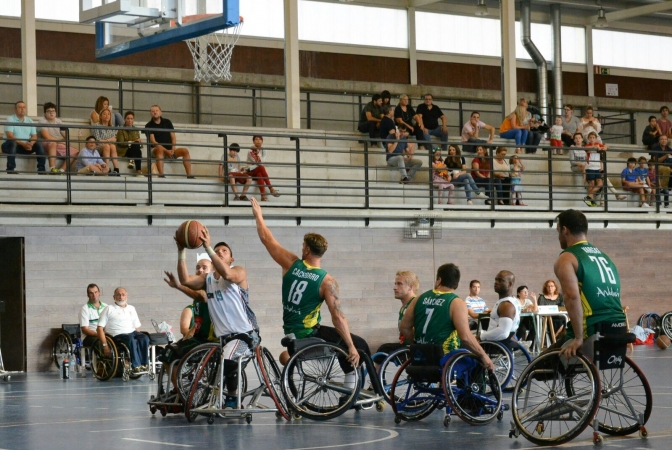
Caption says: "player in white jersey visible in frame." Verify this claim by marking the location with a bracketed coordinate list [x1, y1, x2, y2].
[480, 270, 520, 342]
[176, 227, 259, 408]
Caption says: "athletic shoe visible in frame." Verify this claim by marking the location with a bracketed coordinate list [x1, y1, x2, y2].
[401, 177, 410, 184]
[466, 200, 473, 205]
[127, 160, 135, 170]
[49, 167, 60, 174]
[132, 366, 143, 374]
[641, 203, 650, 208]
[583, 196, 597, 207]
[224, 395, 237, 409]
[475, 192, 487, 199]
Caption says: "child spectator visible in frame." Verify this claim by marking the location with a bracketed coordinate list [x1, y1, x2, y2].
[642, 116, 662, 150]
[636, 156, 653, 205]
[432, 150, 454, 205]
[550, 116, 564, 155]
[509, 154, 526, 206]
[247, 135, 280, 201]
[582, 131, 604, 207]
[219, 143, 251, 201]
[621, 157, 650, 207]
[76, 136, 109, 175]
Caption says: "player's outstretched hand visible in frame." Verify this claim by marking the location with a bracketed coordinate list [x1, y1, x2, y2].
[174, 231, 185, 251]
[200, 226, 211, 249]
[163, 271, 178, 288]
[250, 197, 262, 219]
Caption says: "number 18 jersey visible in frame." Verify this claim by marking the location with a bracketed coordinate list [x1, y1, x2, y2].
[282, 259, 328, 338]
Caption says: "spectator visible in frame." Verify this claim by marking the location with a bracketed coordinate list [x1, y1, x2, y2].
[569, 132, 587, 181]
[659, 106, 672, 139]
[76, 136, 109, 175]
[247, 135, 280, 201]
[579, 105, 602, 143]
[357, 94, 383, 144]
[145, 105, 193, 178]
[386, 124, 422, 184]
[550, 116, 564, 155]
[379, 105, 396, 143]
[431, 150, 454, 204]
[115, 111, 143, 177]
[96, 287, 150, 374]
[416, 93, 448, 150]
[90, 96, 123, 127]
[380, 90, 392, 108]
[394, 95, 423, 142]
[582, 131, 604, 207]
[79, 283, 108, 347]
[560, 104, 582, 147]
[2, 100, 46, 174]
[647, 158, 666, 208]
[444, 144, 487, 205]
[492, 146, 511, 205]
[499, 105, 529, 154]
[642, 116, 662, 150]
[509, 154, 526, 206]
[219, 143, 251, 201]
[38, 102, 78, 174]
[94, 108, 120, 176]
[471, 145, 500, 205]
[514, 285, 537, 342]
[537, 280, 565, 339]
[464, 280, 490, 331]
[461, 111, 495, 153]
[650, 135, 672, 207]
[519, 98, 542, 154]
[636, 156, 654, 206]
[621, 157, 650, 207]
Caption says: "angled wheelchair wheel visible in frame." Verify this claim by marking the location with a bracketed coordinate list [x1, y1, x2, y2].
[511, 349, 601, 446]
[52, 332, 73, 369]
[593, 356, 652, 436]
[378, 347, 410, 405]
[389, 359, 439, 422]
[184, 346, 221, 422]
[479, 341, 513, 389]
[257, 346, 291, 421]
[91, 338, 119, 381]
[505, 340, 533, 392]
[176, 343, 218, 402]
[442, 352, 502, 425]
[661, 311, 672, 340]
[281, 342, 360, 421]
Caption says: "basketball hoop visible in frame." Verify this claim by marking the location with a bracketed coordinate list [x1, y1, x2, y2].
[183, 15, 244, 83]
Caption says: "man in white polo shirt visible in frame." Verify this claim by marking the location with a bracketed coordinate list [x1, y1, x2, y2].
[79, 283, 107, 347]
[96, 287, 149, 373]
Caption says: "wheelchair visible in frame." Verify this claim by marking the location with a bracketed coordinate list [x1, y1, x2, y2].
[90, 333, 157, 382]
[183, 335, 290, 424]
[52, 324, 90, 373]
[389, 344, 504, 427]
[509, 330, 651, 446]
[661, 310, 672, 339]
[375, 347, 410, 405]
[637, 312, 662, 337]
[479, 338, 533, 391]
[280, 337, 387, 421]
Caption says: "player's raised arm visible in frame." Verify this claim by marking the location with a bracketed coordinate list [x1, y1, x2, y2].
[322, 275, 360, 368]
[164, 271, 204, 301]
[250, 198, 299, 274]
[200, 227, 247, 286]
[175, 232, 207, 290]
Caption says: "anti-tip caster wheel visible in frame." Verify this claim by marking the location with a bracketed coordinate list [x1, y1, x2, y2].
[292, 412, 302, 420]
[160, 407, 167, 417]
[375, 401, 385, 412]
[639, 426, 648, 439]
[443, 415, 451, 427]
[122, 373, 130, 382]
[150, 406, 157, 415]
[497, 410, 504, 421]
[593, 432, 603, 446]
[207, 415, 215, 425]
[246, 414, 252, 424]
[5, 376, 11, 382]
[394, 414, 402, 424]
[149, 372, 156, 381]
[275, 412, 282, 420]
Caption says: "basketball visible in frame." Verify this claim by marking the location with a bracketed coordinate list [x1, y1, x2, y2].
[176, 220, 205, 249]
[656, 335, 671, 350]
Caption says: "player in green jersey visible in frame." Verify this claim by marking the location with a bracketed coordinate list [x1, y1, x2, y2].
[555, 209, 627, 359]
[251, 198, 367, 369]
[400, 263, 494, 371]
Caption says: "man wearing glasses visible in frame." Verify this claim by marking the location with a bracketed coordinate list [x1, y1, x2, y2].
[2, 100, 46, 174]
[560, 104, 583, 147]
[38, 102, 79, 174]
[416, 94, 449, 150]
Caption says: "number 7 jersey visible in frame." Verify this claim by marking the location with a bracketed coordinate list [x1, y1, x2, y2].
[282, 259, 328, 338]
[562, 241, 626, 339]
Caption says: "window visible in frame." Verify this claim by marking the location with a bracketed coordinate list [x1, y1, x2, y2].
[593, 29, 672, 72]
[1, 0, 80, 22]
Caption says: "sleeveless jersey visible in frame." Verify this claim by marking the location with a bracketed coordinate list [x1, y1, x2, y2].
[562, 241, 626, 339]
[483, 296, 521, 339]
[282, 259, 328, 338]
[205, 272, 258, 337]
[187, 301, 218, 343]
[413, 290, 460, 354]
[398, 300, 412, 344]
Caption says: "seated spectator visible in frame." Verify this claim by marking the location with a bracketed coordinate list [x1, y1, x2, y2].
[76, 136, 110, 175]
[381, 90, 392, 109]
[621, 157, 650, 207]
[560, 104, 582, 147]
[94, 109, 120, 176]
[580, 105, 602, 144]
[471, 145, 501, 205]
[461, 111, 495, 153]
[582, 131, 605, 207]
[514, 285, 537, 342]
[659, 106, 672, 139]
[394, 94, 423, 142]
[386, 124, 422, 184]
[90, 96, 123, 127]
[647, 158, 667, 208]
[650, 135, 672, 208]
[464, 279, 490, 331]
[519, 99, 542, 154]
[219, 143, 251, 201]
[537, 280, 565, 340]
[379, 105, 396, 143]
[115, 111, 144, 177]
[247, 135, 280, 201]
[38, 102, 79, 174]
[499, 105, 529, 154]
[549, 116, 564, 155]
[2, 100, 46, 174]
[492, 147, 511, 205]
[416, 93, 448, 150]
[357, 94, 383, 144]
[568, 132, 587, 178]
[642, 116, 661, 150]
[97, 287, 150, 373]
[145, 105, 193, 178]
[636, 156, 654, 206]
[444, 144, 487, 205]
[79, 283, 108, 347]
[431, 150, 454, 204]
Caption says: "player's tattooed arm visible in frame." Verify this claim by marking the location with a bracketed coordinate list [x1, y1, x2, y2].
[323, 275, 360, 367]
[329, 280, 345, 318]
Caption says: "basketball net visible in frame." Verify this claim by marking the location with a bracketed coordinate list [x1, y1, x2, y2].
[185, 17, 243, 83]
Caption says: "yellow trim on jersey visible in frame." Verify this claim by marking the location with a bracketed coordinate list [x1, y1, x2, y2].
[442, 330, 460, 354]
[303, 260, 321, 270]
[302, 304, 321, 329]
[578, 281, 593, 339]
[432, 289, 455, 295]
[570, 240, 588, 246]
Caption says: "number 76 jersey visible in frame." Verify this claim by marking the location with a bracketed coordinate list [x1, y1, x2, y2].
[282, 259, 328, 339]
[562, 241, 626, 339]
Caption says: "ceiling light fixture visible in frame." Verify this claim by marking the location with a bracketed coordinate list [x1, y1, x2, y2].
[595, 7, 608, 28]
[475, 0, 489, 17]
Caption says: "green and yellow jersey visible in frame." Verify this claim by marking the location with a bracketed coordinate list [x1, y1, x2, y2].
[413, 290, 460, 354]
[187, 300, 218, 343]
[282, 259, 328, 339]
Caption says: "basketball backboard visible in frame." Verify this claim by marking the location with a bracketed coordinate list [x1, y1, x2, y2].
[80, 0, 239, 60]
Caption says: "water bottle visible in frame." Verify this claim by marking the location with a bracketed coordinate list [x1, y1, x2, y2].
[62, 358, 70, 380]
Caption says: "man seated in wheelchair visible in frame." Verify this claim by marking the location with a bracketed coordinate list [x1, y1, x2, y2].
[399, 263, 494, 372]
[175, 228, 260, 409]
[79, 283, 108, 347]
[479, 270, 523, 348]
[554, 209, 628, 360]
[96, 287, 150, 374]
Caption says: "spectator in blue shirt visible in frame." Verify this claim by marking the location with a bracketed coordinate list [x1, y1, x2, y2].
[2, 101, 46, 173]
[621, 157, 649, 207]
[634, 156, 653, 206]
[76, 136, 110, 175]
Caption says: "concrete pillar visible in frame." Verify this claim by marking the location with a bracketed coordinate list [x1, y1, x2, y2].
[585, 25, 595, 98]
[284, 0, 301, 129]
[408, 7, 417, 86]
[500, 0, 517, 116]
[21, 0, 38, 117]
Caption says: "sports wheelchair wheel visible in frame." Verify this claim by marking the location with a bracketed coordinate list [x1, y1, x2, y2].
[511, 349, 601, 446]
[256, 346, 291, 421]
[479, 341, 513, 389]
[91, 337, 119, 381]
[442, 351, 503, 425]
[661, 311, 672, 340]
[378, 347, 410, 405]
[176, 343, 218, 401]
[281, 342, 360, 421]
[52, 332, 73, 369]
[389, 358, 439, 422]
